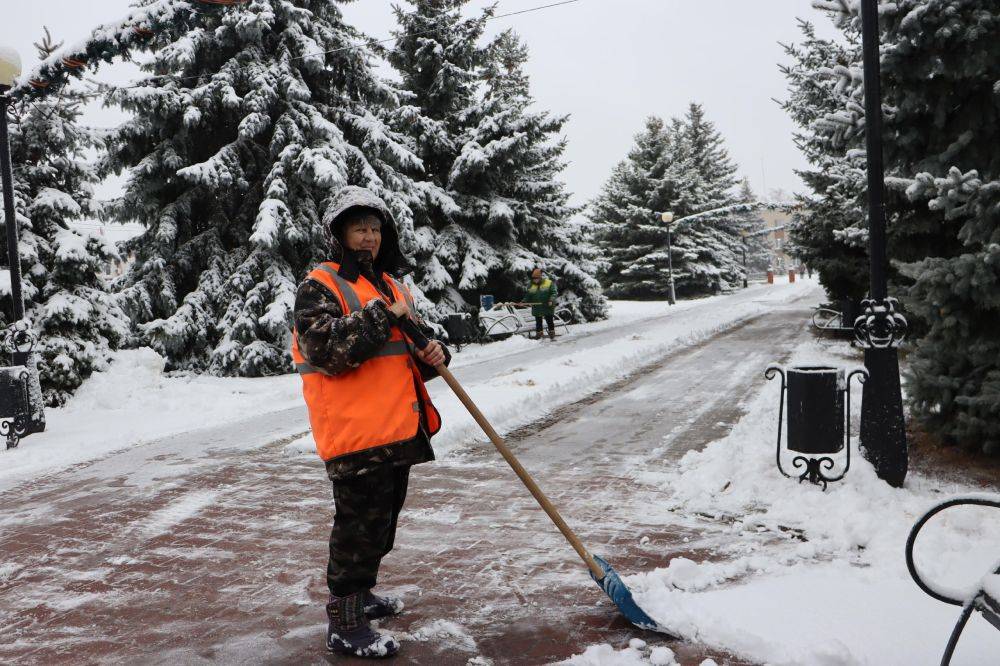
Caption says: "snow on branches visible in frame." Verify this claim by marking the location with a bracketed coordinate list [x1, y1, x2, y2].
[2, 32, 128, 405]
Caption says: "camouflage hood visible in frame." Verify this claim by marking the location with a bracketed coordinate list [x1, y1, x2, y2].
[323, 186, 409, 279]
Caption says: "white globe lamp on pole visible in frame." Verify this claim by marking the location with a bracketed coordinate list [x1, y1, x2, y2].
[0, 47, 46, 450]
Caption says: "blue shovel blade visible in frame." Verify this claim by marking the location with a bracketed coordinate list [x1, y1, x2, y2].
[590, 554, 668, 634]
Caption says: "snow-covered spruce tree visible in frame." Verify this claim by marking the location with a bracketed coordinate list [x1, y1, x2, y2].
[667, 104, 748, 293]
[790, 2, 965, 299]
[95, 0, 424, 375]
[589, 105, 747, 298]
[680, 103, 738, 211]
[878, 1, 1000, 454]
[389, 4, 605, 320]
[780, 18, 870, 303]
[587, 116, 674, 299]
[0, 30, 128, 405]
[797, 0, 1000, 453]
[387, 0, 490, 319]
[736, 178, 773, 274]
[447, 29, 605, 320]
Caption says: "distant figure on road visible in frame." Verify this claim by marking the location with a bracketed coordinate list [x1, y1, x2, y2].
[291, 186, 450, 659]
[524, 268, 558, 340]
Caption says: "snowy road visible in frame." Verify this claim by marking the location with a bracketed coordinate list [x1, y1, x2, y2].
[0, 282, 821, 665]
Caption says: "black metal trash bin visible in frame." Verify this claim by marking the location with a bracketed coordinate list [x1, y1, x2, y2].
[0, 364, 30, 449]
[765, 363, 867, 489]
[0, 365, 28, 417]
[443, 313, 477, 349]
[11, 350, 45, 436]
[0, 328, 46, 448]
[787, 366, 844, 455]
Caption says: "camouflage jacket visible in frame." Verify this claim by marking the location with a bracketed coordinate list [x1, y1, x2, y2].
[294, 253, 450, 480]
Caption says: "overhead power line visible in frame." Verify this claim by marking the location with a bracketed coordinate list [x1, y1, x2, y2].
[305, 0, 585, 61]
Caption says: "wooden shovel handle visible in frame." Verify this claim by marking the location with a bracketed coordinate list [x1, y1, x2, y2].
[393, 313, 603, 579]
[434, 363, 604, 580]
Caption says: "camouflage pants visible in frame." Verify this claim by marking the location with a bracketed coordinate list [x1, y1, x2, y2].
[327, 464, 410, 596]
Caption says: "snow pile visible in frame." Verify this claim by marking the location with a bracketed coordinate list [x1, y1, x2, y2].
[447, 332, 538, 368]
[282, 433, 316, 456]
[622, 340, 1000, 665]
[396, 619, 478, 653]
[558, 639, 684, 665]
[450, 298, 672, 368]
[983, 573, 1000, 601]
[0, 348, 301, 492]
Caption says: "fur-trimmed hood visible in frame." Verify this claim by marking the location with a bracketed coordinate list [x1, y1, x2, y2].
[322, 186, 409, 280]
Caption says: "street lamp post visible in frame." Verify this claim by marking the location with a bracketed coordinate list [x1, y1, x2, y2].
[0, 46, 45, 449]
[740, 229, 749, 288]
[855, 0, 908, 487]
[0, 47, 24, 323]
[660, 211, 676, 305]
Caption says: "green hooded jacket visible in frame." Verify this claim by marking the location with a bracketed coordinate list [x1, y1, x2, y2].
[525, 278, 557, 317]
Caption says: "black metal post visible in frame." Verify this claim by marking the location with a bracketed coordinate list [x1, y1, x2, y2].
[0, 87, 25, 322]
[665, 222, 676, 305]
[741, 239, 748, 288]
[857, 0, 907, 487]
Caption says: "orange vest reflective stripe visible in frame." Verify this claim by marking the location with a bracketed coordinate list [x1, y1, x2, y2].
[290, 262, 441, 461]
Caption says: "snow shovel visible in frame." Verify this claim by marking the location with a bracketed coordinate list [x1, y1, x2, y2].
[397, 316, 665, 633]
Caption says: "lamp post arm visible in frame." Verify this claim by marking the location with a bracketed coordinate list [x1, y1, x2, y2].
[670, 201, 802, 228]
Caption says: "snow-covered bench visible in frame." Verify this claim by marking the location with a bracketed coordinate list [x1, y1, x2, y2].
[905, 494, 1000, 665]
[811, 301, 858, 334]
[478, 302, 572, 338]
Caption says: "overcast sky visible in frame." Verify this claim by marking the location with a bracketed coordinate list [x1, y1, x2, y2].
[1, 0, 842, 208]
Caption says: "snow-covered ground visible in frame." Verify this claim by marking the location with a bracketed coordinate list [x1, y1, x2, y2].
[0, 280, 809, 492]
[563, 336, 1000, 666]
[4, 276, 997, 664]
[0, 347, 304, 492]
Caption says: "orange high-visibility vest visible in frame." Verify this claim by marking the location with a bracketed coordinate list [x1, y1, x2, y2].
[290, 262, 441, 462]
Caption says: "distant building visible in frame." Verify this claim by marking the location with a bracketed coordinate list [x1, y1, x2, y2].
[759, 209, 796, 271]
[105, 249, 136, 280]
[70, 221, 143, 281]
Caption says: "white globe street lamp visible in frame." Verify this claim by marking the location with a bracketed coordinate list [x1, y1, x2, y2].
[0, 48, 21, 89]
[0, 46, 46, 450]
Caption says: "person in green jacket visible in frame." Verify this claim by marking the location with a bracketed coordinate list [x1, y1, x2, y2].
[524, 268, 558, 340]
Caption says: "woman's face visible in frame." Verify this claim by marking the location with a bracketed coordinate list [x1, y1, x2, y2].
[343, 214, 382, 259]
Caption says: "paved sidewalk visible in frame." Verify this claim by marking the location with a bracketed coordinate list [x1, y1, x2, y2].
[0, 307, 812, 665]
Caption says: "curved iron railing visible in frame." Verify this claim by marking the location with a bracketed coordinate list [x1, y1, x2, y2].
[905, 495, 1000, 666]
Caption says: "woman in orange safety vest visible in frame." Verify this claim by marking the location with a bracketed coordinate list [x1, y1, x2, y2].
[291, 186, 450, 658]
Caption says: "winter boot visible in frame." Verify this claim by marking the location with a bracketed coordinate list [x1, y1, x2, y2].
[547, 329, 556, 340]
[364, 589, 404, 619]
[326, 592, 399, 658]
